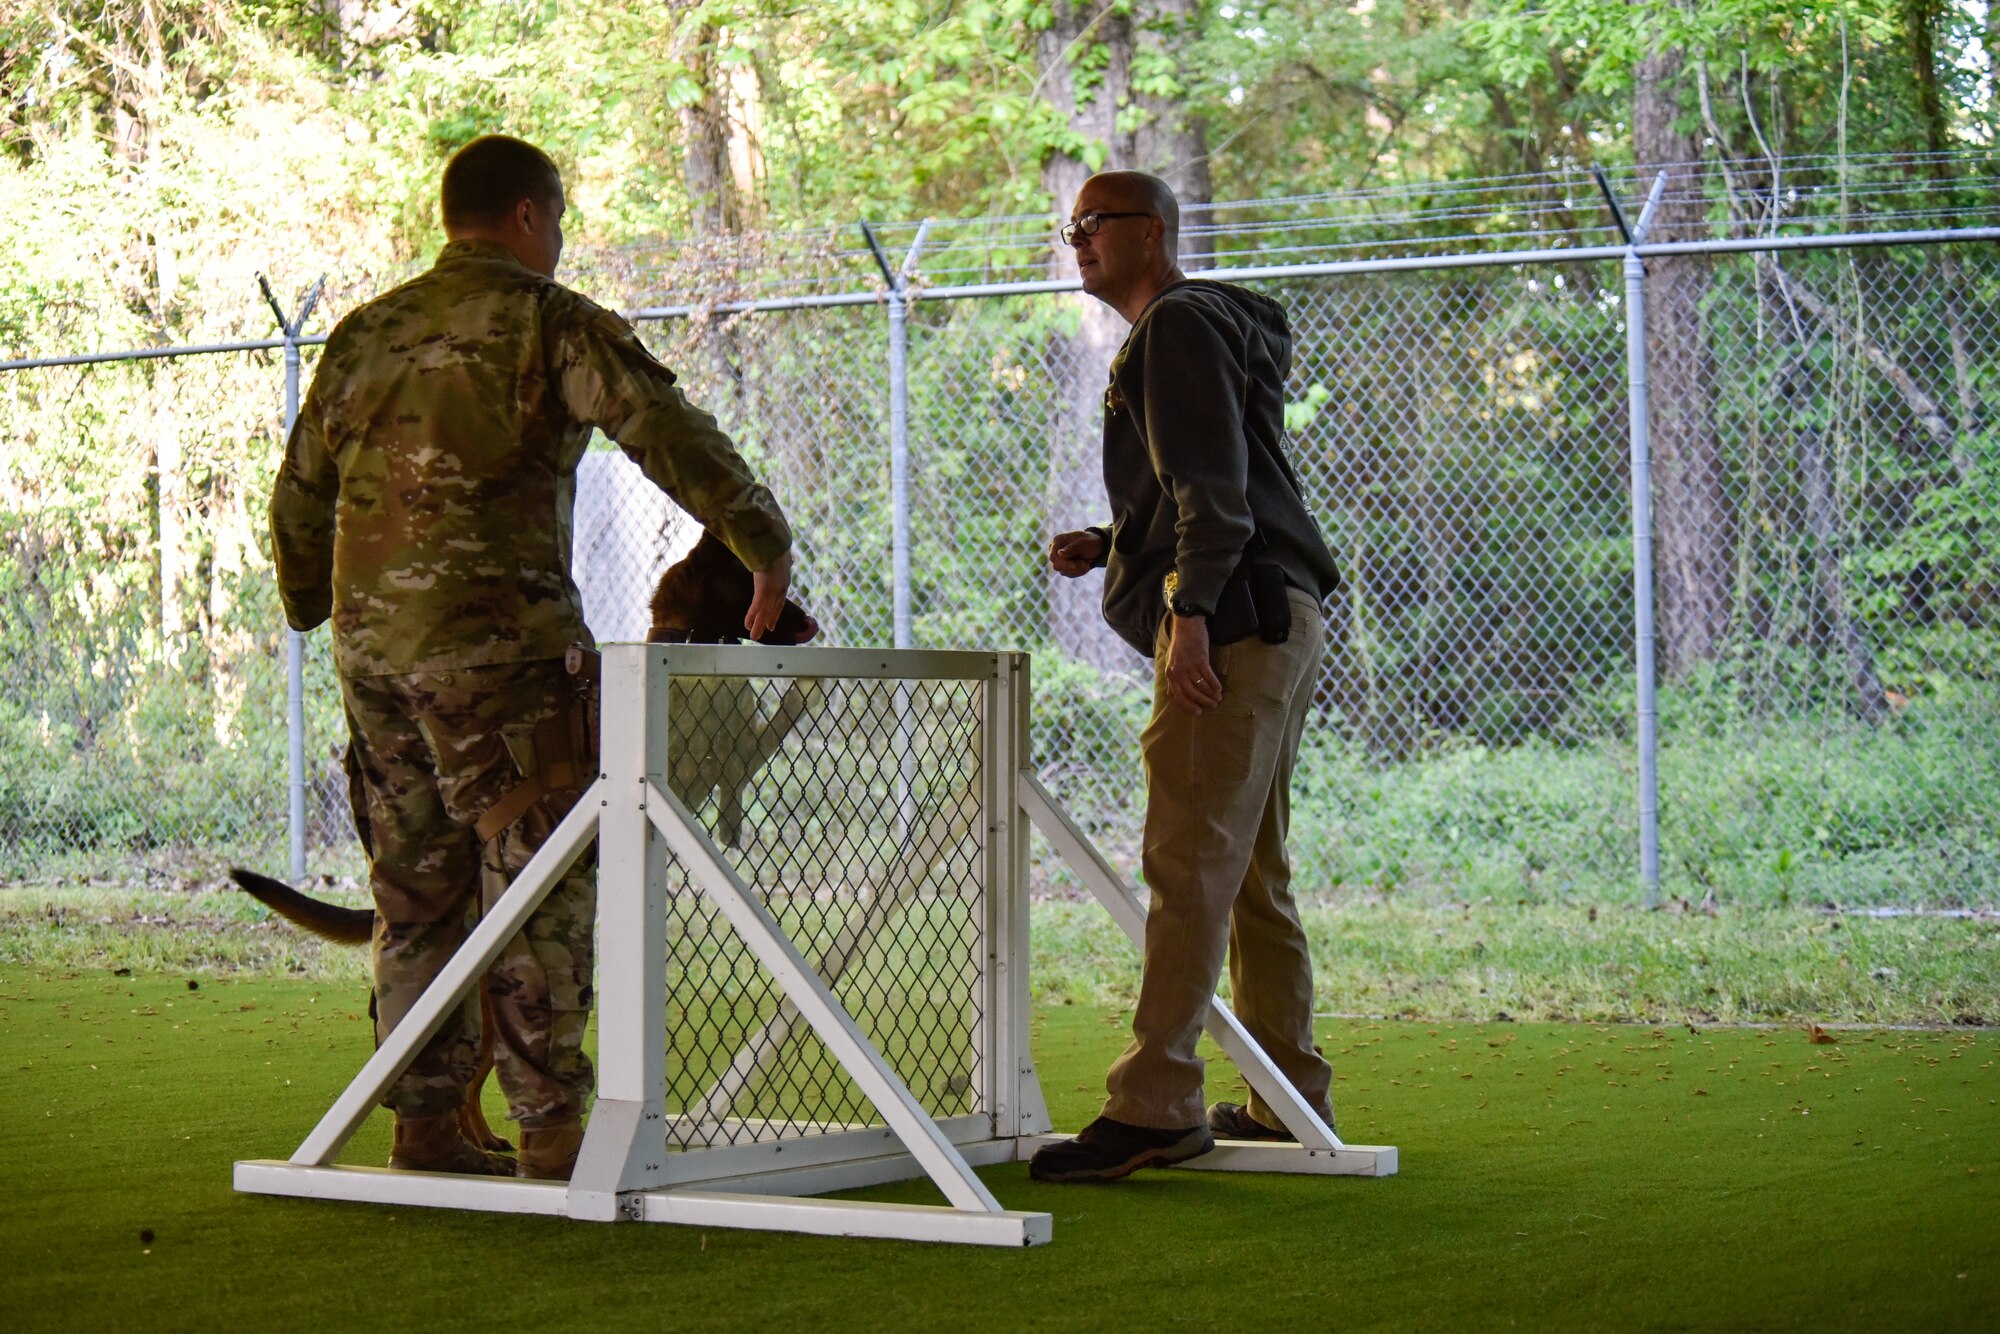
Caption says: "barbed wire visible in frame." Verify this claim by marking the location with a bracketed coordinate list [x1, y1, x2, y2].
[3, 151, 1993, 359]
[591, 150, 1999, 295]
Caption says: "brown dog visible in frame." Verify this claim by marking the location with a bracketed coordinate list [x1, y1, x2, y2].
[231, 528, 817, 1146]
[649, 529, 818, 846]
[648, 527, 818, 647]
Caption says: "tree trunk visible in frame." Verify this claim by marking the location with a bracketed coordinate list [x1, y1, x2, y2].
[672, 15, 757, 421]
[679, 20, 740, 236]
[1129, 0, 1212, 264]
[1903, 0, 1948, 159]
[1634, 47, 1731, 678]
[1798, 426, 1890, 724]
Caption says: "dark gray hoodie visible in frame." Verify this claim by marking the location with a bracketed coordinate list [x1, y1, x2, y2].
[1094, 279, 1339, 657]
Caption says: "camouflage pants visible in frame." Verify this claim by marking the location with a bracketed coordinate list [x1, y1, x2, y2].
[343, 658, 597, 1129]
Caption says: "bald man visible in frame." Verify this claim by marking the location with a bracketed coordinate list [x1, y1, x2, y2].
[1032, 171, 1341, 1183]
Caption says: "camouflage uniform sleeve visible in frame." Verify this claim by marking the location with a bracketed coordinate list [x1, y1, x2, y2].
[549, 297, 791, 571]
[268, 375, 337, 632]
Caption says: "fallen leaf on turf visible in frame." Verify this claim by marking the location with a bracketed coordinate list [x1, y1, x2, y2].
[1693, 1089, 1708, 1096]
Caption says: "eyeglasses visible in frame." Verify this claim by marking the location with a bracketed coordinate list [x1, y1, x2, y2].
[1060, 211, 1153, 247]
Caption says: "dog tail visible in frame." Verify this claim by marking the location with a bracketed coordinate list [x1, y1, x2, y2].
[229, 868, 374, 944]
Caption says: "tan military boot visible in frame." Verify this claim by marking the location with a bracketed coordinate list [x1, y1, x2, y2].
[389, 1111, 515, 1175]
[517, 1116, 585, 1180]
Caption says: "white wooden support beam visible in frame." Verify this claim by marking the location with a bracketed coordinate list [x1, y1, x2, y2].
[1012, 1134, 1396, 1177]
[658, 1134, 1024, 1202]
[1019, 770, 1381, 1161]
[983, 653, 1051, 1140]
[569, 643, 672, 1221]
[235, 1153, 1059, 1240]
[236, 1161, 571, 1215]
[632, 1190, 1049, 1247]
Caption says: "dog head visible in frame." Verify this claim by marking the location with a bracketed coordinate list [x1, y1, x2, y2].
[647, 529, 819, 646]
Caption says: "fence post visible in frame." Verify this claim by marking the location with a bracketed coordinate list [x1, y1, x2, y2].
[1601, 173, 1668, 909]
[860, 221, 932, 650]
[261, 275, 324, 881]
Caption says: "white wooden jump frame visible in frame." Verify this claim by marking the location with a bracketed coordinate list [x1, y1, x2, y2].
[236, 644, 1397, 1246]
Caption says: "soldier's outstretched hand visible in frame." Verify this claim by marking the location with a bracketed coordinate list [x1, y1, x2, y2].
[747, 550, 794, 640]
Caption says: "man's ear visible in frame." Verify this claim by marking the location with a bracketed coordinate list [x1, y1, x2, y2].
[514, 195, 538, 236]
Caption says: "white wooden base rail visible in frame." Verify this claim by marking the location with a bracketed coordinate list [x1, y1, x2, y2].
[237, 644, 1395, 1246]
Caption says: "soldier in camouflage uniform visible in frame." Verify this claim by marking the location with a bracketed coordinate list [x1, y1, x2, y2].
[271, 135, 793, 1178]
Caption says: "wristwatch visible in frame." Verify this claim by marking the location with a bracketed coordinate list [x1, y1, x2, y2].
[1083, 525, 1112, 569]
[1162, 571, 1211, 619]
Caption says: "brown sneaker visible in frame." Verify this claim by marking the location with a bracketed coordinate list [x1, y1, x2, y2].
[517, 1117, 585, 1180]
[1027, 1116, 1214, 1183]
[389, 1111, 515, 1175]
[1207, 1101, 1336, 1142]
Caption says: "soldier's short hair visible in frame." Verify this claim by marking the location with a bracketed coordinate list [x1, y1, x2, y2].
[441, 136, 563, 229]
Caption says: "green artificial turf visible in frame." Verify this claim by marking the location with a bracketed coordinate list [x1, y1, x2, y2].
[2, 967, 1996, 1332]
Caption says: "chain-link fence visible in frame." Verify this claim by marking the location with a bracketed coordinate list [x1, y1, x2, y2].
[1644, 243, 2000, 905]
[3, 221, 1995, 908]
[0, 345, 349, 873]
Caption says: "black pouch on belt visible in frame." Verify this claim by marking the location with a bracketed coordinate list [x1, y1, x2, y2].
[1249, 561, 1292, 643]
[1207, 532, 1293, 647]
[1207, 565, 1258, 646]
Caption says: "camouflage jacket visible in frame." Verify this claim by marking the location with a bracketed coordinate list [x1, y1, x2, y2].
[270, 239, 790, 678]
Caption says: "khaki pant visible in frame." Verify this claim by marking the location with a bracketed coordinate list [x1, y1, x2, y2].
[1103, 588, 1333, 1130]
[343, 658, 597, 1129]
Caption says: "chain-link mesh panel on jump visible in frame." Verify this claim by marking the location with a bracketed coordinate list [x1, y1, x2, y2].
[658, 669, 986, 1149]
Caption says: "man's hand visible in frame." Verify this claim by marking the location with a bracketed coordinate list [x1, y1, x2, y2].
[746, 550, 793, 640]
[1164, 614, 1222, 714]
[1048, 529, 1105, 578]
